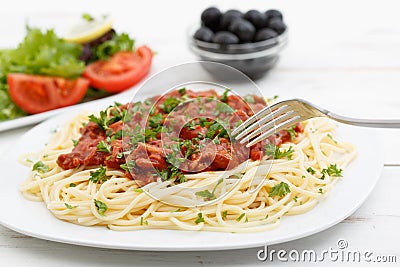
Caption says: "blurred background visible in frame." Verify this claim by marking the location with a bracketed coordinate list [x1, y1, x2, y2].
[1, 0, 399, 118]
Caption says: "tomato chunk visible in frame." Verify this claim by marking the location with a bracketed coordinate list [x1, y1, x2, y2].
[83, 45, 153, 93]
[7, 73, 89, 114]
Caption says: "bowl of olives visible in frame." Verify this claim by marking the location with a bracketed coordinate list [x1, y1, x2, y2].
[188, 7, 288, 80]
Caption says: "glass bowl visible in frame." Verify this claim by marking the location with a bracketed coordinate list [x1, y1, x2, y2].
[187, 25, 288, 80]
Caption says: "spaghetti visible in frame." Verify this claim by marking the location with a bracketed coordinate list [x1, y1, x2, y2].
[20, 89, 356, 232]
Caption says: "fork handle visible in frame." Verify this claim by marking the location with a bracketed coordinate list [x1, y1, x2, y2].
[328, 112, 400, 128]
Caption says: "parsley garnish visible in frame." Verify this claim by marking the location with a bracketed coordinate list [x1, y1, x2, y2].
[72, 139, 79, 147]
[286, 125, 296, 141]
[181, 139, 200, 159]
[160, 97, 180, 113]
[236, 213, 246, 222]
[222, 211, 228, 219]
[195, 212, 205, 224]
[97, 140, 112, 153]
[65, 203, 78, 209]
[319, 188, 323, 194]
[32, 161, 49, 173]
[120, 160, 136, 173]
[307, 167, 316, 175]
[148, 113, 163, 127]
[213, 102, 234, 116]
[133, 188, 143, 193]
[178, 88, 186, 95]
[269, 182, 291, 197]
[171, 208, 181, 213]
[320, 164, 343, 179]
[243, 95, 255, 103]
[140, 217, 148, 226]
[88, 111, 111, 131]
[195, 178, 223, 201]
[89, 165, 108, 183]
[264, 144, 294, 160]
[156, 165, 187, 183]
[69, 183, 77, 187]
[221, 89, 230, 102]
[94, 199, 107, 216]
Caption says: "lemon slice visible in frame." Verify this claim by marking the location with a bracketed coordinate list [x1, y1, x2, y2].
[63, 16, 114, 44]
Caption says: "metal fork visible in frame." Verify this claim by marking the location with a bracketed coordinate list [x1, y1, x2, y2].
[232, 98, 400, 147]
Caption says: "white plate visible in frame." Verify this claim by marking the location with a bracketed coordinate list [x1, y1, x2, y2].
[0, 104, 384, 251]
[0, 84, 144, 132]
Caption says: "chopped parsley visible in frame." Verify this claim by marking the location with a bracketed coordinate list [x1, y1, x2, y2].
[236, 213, 246, 222]
[222, 211, 228, 219]
[320, 164, 343, 180]
[133, 188, 143, 193]
[156, 166, 186, 183]
[89, 165, 108, 183]
[64, 203, 78, 209]
[220, 89, 230, 102]
[286, 125, 296, 141]
[307, 167, 316, 175]
[140, 217, 148, 226]
[171, 208, 181, 213]
[32, 161, 49, 173]
[97, 140, 112, 153]
[94, 199, 107, 216]
[148, 113, 163, 127]
[178, 88, 186, 95]
[269, 182, 291, 197]
[195, 212, 205, 224]
[264, 144, 294, 160]
[212, 101, 234, 116]
[318, 188, 323, 194]
[88, 110, 112, 131]
[160, 97, 180, 113]
[120, 160, 136, 173]
[69, 183, 77, 187]
[243, 95, 255, 103]
[195, 178, 223, 201]
[72, 139, 79, 147]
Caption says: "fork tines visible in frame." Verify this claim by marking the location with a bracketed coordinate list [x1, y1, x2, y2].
[232, 102, 300, 148]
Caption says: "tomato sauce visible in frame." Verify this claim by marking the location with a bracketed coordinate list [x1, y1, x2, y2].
[57, 89, 302, 184]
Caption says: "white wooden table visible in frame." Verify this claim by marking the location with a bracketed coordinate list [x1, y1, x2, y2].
[0, 0, 399, 266]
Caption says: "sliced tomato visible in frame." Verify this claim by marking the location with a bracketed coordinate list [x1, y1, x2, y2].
[7, 73, 89, 114]
[83, 45, 153, 93]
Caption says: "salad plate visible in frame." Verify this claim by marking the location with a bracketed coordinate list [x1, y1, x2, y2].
[0, 88, 140, 132]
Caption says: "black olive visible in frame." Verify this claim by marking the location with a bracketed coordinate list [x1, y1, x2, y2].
[228, 19, 255, 42]
[212, 31, 239, 44]
[220, 9, 243, 30]
[87, 29, 115, 47]
[254, 28, 278, 42]
[244, 10, 267, 29]
[201, 7, 222, 31]
[265, 9, 283, 21]
[79, 44, 92, 63]
[194, 27, 214, 42]
[268, 18, 286, 34]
